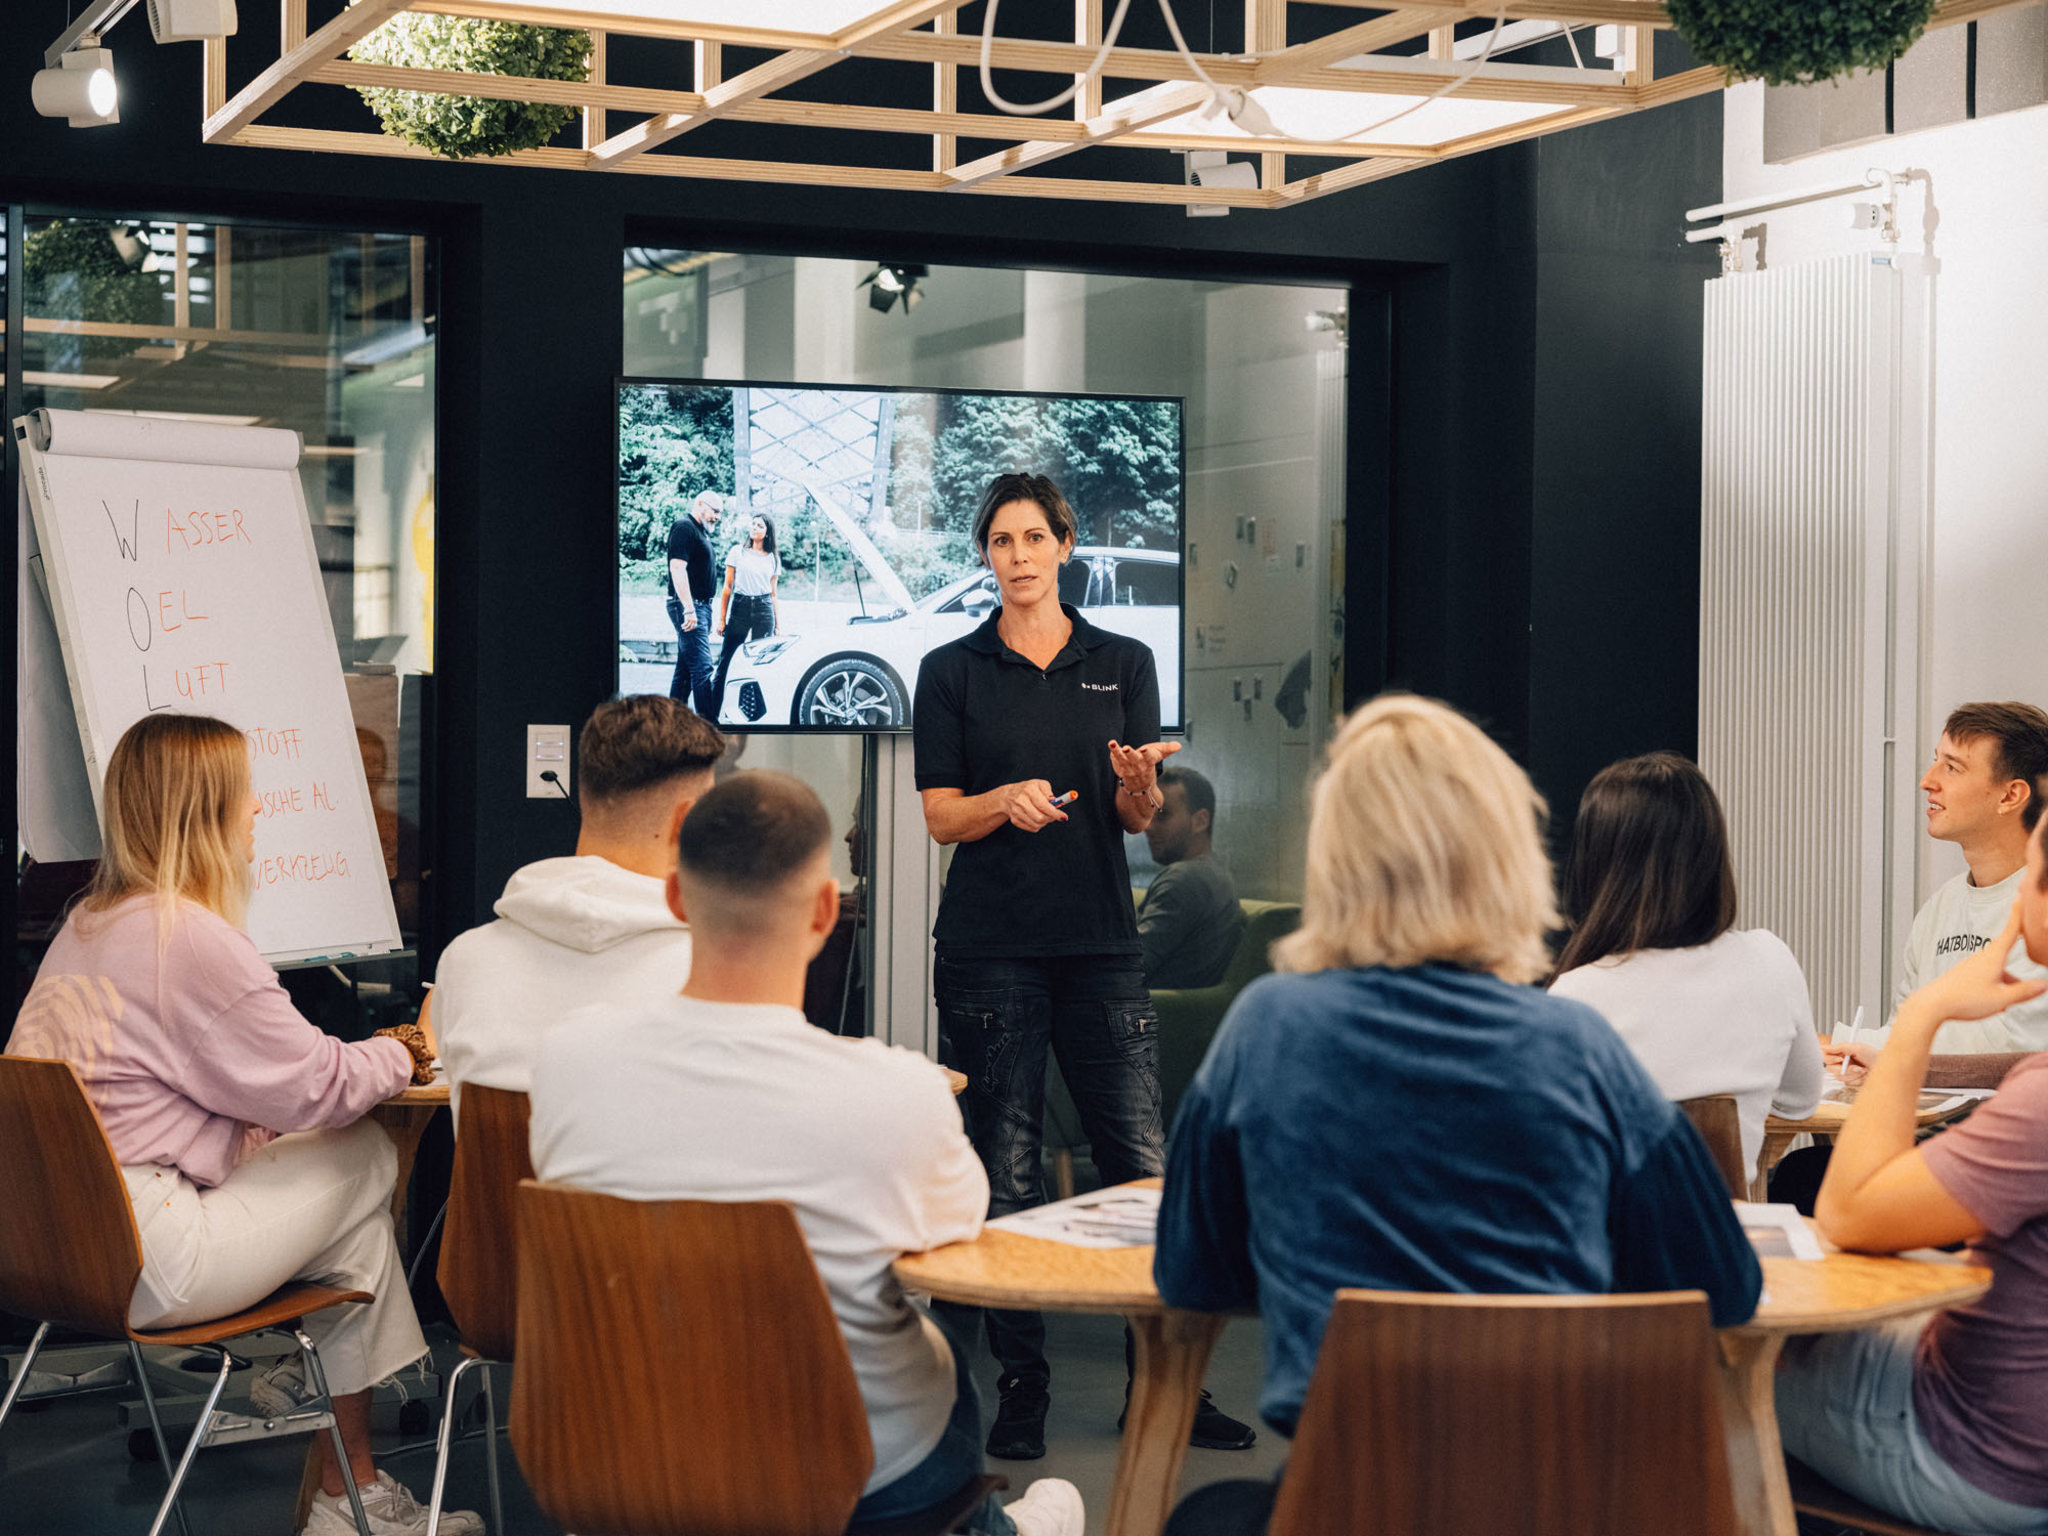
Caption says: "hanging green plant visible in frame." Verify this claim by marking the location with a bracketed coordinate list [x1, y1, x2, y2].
[1664, 0, 1939, 87]
[348, 14, 591, 160]
[22, 220, 164, 363]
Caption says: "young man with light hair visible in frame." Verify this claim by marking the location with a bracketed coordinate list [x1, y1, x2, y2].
[433, 695, 725, 1113]
[529, 771, 1083, 1536]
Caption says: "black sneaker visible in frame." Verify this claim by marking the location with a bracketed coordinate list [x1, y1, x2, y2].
[987, 1375, 1050, 1461]
[1117, 1389, 1257, 1450]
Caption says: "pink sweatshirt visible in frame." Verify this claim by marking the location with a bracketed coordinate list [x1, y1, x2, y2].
[7, 897, 412, 1187]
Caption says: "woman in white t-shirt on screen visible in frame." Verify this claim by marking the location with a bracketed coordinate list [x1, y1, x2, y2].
[1549, 751, 1825, 1179]
[707, 512, 780, 722]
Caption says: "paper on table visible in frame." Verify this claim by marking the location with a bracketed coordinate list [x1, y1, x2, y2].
[1733, 1201, 1826, 1262]
[988, 1186, 1162, 1249]
[1819, 1085, 1991, 1113]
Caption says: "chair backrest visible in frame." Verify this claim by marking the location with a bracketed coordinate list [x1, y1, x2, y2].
[1222, 900, 1301, 991]
[1268, 1289, 1736, 1536]
[0, 1056, 145, 1338]
[1678, 1094, 1749, 1200]
[436, 1083, 532, 1361]
[511, 1182, 873, 1536]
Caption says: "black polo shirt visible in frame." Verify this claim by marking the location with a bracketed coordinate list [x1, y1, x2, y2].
[665, 513, 716, 603]
[913, 604, 1162, 958]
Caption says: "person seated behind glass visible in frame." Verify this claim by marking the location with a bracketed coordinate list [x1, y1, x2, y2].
[1152, 695, 1761, 1536]
[1777, 799, 2048, 1536]
[433, 695, 725, 1120]
[527, 770, 1082, 1536]
[1138, 766, 1246, 990]
[1549, 751, 1824, 1178]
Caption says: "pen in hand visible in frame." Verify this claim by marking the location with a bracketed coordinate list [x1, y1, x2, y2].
[1048, 790, 1078, 809]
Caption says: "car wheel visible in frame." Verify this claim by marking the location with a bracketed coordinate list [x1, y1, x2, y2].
[797, 658, 905, 727]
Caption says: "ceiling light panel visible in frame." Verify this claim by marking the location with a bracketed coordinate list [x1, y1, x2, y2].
[1153, 86, 1573, 149]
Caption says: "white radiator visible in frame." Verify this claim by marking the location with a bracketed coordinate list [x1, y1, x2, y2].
[1697, 252, 1930, 1033]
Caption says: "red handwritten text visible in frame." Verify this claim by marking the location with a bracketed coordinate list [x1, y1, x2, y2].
[256, 850, 350, 887]
[247, 726, 305, 761]
[166, 507, 252, 553]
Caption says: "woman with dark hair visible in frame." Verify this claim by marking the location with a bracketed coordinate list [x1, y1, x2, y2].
[912, 471, 1252, 1462]
[1550, 751, 1824, 1176]
[707, 511, 780, 722]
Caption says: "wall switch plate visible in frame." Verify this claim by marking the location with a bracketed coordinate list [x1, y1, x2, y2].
[527, 723, 571, 799]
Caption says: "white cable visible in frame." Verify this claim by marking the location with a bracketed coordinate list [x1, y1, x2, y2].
[1335, 7, 1509, 145]
[978, 0, 1140, 115]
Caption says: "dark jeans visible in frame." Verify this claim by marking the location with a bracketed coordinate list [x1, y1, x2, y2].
[666, 595, 715, 715]
[1163, 1476, 1280, 1536]
[934, 951, 1164, 1394]
[848, 1310, 1013, 1536]
[708, 592, 773, 723]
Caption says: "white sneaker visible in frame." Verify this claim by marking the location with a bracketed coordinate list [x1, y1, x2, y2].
[1004, 1477, 1084, 1536]
[248, 1355, 318, 1418]
[302, 1469, 486, 1536]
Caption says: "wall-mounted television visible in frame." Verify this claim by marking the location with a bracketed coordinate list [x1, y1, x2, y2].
[617, 378, 1186, 733]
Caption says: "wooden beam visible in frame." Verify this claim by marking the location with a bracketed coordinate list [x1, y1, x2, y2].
[1631, 61, 1720, 108]
[1279, 100, 1618, 205]
[1248, 9, 1466, 78]
[280, 0, 305, 51]
[943, 81, 1213, 188]
[203, 0, 412, 141]
[584, 30, 605, 149]
[933, 10, 956, 172]
[312, 59, 709, 115]
[411, 0, 839, 47]
[203, 35, 227, 116]
[1077, 0, 1104, 118]
[1249, 0, 1286, 195]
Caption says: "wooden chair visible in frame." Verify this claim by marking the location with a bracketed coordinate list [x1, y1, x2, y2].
[424, 1084, 532, 1536]
[511, 1182, 1003, 1536]
[0, 1056, 376, 1536]
[1787, 1457, 1956, 1536]
[1678, 1093, 1751, 1200]
[1267, 1289, 1738, 1536]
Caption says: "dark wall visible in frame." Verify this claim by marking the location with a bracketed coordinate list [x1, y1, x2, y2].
[3, 3, 1721, 944]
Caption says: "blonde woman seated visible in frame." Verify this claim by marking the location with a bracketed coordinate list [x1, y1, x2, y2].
[5, 714, 481, 1536]
[1153, 696, 1761, 1536]
[1549, 752, 1825, 1178]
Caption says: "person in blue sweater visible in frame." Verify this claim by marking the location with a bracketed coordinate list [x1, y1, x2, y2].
[1153, 694, 1762, 1535]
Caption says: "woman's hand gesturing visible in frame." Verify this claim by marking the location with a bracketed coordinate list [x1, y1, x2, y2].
[1107, 738, 1181, 803]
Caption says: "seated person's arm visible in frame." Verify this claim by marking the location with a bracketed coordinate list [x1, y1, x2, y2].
[1817, 909, 2043, 1252]
[1153, 1025, 1258, 1313]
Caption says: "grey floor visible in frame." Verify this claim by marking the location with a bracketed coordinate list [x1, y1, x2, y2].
[0, 1311, 1283, 1535]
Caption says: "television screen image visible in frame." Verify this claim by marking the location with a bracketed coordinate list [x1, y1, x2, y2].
[617, 379, 1185, 733]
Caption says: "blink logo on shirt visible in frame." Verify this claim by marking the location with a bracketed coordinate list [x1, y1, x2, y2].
[1935, 933, 1993, 959]
[1080, 682, 1119, 693]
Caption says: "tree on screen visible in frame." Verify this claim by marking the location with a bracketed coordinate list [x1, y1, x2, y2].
[617, 385, 736, 590]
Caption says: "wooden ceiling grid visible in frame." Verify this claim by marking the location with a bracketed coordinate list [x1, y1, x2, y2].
[197, 0, 2017, 209]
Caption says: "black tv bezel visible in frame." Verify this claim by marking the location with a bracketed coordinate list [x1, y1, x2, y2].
[614, 374, 1189, 736]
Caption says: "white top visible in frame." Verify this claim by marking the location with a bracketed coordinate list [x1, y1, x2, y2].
[528, 997, 986, 1492]
[1891, 867, 2048, 1053]
[1549, 928, 1826, 1176]
[433, 856, 691, 1121]
[725, 545, 779, 597]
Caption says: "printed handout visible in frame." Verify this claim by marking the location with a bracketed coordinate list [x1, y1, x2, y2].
[989, 1187, 1163, 1249]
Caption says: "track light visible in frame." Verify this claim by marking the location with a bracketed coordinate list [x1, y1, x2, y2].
[32, 47, 119, 127]
[859, 264, 927, 315]
[1183, 151, 1259, 218]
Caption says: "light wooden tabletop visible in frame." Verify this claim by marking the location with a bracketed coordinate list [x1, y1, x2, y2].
[1765, 1095, 1975, 1139]
[381, 1075, 450, 1107]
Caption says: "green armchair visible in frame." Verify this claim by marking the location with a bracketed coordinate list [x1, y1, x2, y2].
[1042, 897, 1302, 1198]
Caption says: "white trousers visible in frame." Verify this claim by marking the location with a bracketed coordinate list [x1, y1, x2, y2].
[122, 1119, 427, 1397]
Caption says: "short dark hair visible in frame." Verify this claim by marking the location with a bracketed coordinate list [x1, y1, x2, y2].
[1944, 702, 2048, 831]
[677, 770, 831, 899]
[973, 473, 1078, 557]
[1158, 765, 1216, 825]
[1554, 752, 1738, 976]
[578, 696, 726, 805]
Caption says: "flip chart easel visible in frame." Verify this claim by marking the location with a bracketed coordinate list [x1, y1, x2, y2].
[15, 408, 402, 963]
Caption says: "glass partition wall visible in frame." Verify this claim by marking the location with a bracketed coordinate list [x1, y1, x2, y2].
[11, 213, 437, 1021]
[622, 253, 1347, 936]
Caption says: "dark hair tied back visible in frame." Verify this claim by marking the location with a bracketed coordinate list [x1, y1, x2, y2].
[1554, 752, 1738, 976]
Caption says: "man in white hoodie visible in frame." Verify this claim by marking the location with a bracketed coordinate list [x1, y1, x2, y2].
[433, 695, 725, 1115]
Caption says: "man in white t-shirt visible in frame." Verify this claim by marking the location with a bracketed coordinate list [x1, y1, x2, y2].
[528, 771, 1081, 1536]
[432, 695, 725, 1117]
[1878, 703, 2048, 1058]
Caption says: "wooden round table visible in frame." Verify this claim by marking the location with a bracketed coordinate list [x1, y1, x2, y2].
[1758, 1096, 1978, 1196]
[895, 1183, 1989, 1536]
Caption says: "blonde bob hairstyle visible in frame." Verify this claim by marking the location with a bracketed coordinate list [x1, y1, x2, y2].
[81, 713, 254, 932]
[1273, 694, 1559, 984]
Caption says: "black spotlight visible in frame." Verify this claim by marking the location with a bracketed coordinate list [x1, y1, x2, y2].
[860, 263, 927, 314]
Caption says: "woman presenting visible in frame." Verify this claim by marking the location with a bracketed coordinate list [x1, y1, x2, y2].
[913, 472, 1252, 1461]
[708, 511, 780, 722]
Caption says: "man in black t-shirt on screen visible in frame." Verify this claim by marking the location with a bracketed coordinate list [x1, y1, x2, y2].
[666, 489, 722, 714]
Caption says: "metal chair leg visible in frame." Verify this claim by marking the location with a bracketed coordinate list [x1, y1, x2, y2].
[294, 1328, 373, 1536]
[426, 1354, 487, 1535]
[480, 1363, 504, 1536]
[142, 1344, 233, 1536]
[0, 1320, 52, 1433]
[125, 1341, 194, 1536]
